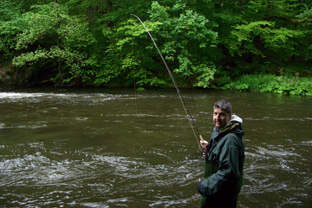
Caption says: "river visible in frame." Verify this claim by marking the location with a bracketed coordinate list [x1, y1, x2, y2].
[0, 88, 311, 207]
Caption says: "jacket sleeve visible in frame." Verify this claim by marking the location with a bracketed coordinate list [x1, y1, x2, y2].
[198, 135, 242, 196]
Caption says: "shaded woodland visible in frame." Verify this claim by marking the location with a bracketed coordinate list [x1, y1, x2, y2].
[0, 0, 311, 95]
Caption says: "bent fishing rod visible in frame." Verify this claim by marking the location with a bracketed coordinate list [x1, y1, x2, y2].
[131, 14, 204, 150]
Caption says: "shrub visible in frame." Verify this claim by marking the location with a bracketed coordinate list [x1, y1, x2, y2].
[221, 74, 312, 96]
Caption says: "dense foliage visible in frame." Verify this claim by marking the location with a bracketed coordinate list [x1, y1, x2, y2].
[222, 74, 312, 95]
[0, 0, 311, 95]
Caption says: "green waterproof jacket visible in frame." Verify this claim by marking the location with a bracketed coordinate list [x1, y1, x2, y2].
[198, 115, 245, 208]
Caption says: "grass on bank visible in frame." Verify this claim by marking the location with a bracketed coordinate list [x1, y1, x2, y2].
[221, 74, 312, 96]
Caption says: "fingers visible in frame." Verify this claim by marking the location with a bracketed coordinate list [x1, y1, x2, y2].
[200, 140, 208, 148]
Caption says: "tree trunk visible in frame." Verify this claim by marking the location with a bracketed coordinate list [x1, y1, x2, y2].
[55, 0, 63, 81]
[238, 0, 242, 13]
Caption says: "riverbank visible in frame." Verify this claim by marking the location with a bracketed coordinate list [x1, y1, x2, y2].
[1, 70, 311, 96]
[220, 74, 312, 96]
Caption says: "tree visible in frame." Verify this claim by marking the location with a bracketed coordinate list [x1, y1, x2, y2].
[0, 0, 24, 63]
[296, 5, 312, 63]
[97, 1, 218, 88]
[227, 0, 308, 73]
[12, 2, 96, 85]
[1, 0, 311, 88]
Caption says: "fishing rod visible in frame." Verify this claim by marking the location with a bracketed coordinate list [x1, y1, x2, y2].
[131, 14, 204, 150]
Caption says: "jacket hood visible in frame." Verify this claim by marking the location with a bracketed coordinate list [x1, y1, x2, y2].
[230, 114, 243, 125]
[209, 115, 244, 142]
[218, 114, 243, 132]
[211, 114, 244, 138]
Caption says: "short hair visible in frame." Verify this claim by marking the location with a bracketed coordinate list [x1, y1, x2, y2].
[213, 100, 232, 114]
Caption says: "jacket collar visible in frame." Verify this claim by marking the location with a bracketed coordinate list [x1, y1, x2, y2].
[218, 115, 243, 133]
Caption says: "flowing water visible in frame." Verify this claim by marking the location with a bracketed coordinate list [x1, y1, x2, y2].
[0, 88, 311, 208]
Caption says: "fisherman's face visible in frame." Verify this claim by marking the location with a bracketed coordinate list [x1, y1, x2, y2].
[213, 108, 231, 129]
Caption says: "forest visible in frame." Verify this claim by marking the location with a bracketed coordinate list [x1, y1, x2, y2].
[0, 0, 311, 95]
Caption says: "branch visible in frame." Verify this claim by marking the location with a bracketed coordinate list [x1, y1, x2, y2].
[274, 16, 312, 23]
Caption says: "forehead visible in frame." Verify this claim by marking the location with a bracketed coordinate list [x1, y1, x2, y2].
[213, 108, 227, 114]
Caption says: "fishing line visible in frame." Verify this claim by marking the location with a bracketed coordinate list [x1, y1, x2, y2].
[131, 14, 204, 150]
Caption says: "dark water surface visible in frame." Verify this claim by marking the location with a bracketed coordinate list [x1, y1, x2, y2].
[0, 88, 311, 207]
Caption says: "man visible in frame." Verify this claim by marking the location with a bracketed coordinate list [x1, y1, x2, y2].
[198, 100, 245, 208]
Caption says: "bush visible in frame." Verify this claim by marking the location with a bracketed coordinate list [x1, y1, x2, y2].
[221, 74, 312, 96]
